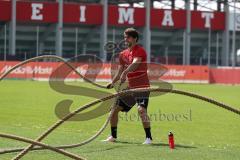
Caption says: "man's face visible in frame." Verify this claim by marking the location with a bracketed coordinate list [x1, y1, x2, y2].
[124, 33, 136, 47]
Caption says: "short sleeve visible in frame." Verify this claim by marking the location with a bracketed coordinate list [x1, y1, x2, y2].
[132, 47, 145, 59]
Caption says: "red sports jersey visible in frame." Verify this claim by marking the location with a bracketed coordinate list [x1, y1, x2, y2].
[119, 44, 150, 89]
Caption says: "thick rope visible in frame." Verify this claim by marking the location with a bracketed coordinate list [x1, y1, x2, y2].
[0, 55, 239, 159]
[0, 133, 85, 160]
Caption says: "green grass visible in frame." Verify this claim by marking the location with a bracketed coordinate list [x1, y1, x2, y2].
[0, 80, 239, 160]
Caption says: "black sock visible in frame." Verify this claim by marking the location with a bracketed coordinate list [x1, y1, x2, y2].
[111, 127, 117, 138]
[144, 127, 152, 140]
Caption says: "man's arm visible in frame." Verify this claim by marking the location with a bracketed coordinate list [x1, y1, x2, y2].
[120, 57, 142, 82]
[106, 65, 124, 88]
[112, 65, 124, 84]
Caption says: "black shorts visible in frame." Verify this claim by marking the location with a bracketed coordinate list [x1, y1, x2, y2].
[116, 90, 150, 112]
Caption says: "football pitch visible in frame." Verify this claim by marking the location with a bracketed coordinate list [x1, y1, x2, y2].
[0, 80, 239, 160]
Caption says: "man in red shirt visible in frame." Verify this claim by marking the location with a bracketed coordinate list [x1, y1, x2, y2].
[103, 28, 152, 144]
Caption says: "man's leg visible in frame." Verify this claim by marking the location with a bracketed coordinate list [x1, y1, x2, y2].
[138, 106, 152, 142]
[110, 106, 123, 139]
[103, 94, 134, 142]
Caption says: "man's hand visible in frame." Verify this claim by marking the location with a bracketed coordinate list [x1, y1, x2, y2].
[106, 82, 114, 89]
[120, 71, 127, 83]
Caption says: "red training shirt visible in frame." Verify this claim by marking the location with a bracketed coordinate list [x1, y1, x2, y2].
[119, 44, 150, 89]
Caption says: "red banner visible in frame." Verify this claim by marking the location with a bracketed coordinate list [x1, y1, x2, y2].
[63, 3, 102, 24]
[0, 1, 11, 21]
[0, 61, 209, 83]
[0, 1, 225, 30]
[210, 67, 240, 84]
[16, 1, 58, 23]
[151, 9, 186, 29]
[108, 5, 146, 27]
[159, 65, 209, 83]
[191, 11, 225, 30]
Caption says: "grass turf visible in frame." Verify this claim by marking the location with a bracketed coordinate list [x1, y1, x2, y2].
[0, 80, 239, 160]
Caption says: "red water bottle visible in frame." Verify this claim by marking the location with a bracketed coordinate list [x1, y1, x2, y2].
[168, 132, 175, 149]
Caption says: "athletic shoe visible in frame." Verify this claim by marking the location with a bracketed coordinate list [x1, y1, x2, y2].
[142, 138, 152, 145]
[102, 136, 116, 142]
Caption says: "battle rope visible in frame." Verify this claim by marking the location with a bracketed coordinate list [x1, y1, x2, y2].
[0, 55, 239, 160]
[0, 133, 85, 160]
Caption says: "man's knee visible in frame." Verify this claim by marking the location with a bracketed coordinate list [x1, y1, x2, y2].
[112, 106, 123, 115]
[138, 106, 146, 115]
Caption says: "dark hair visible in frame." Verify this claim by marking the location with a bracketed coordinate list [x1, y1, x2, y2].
[124, 28, 139, 42]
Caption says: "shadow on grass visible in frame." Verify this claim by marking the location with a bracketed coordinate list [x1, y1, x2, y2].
[116, 141, 197, 149]
[81, 140, 197, 154]
[152, 143, 197, 149]
[81, 145, 125, 154]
